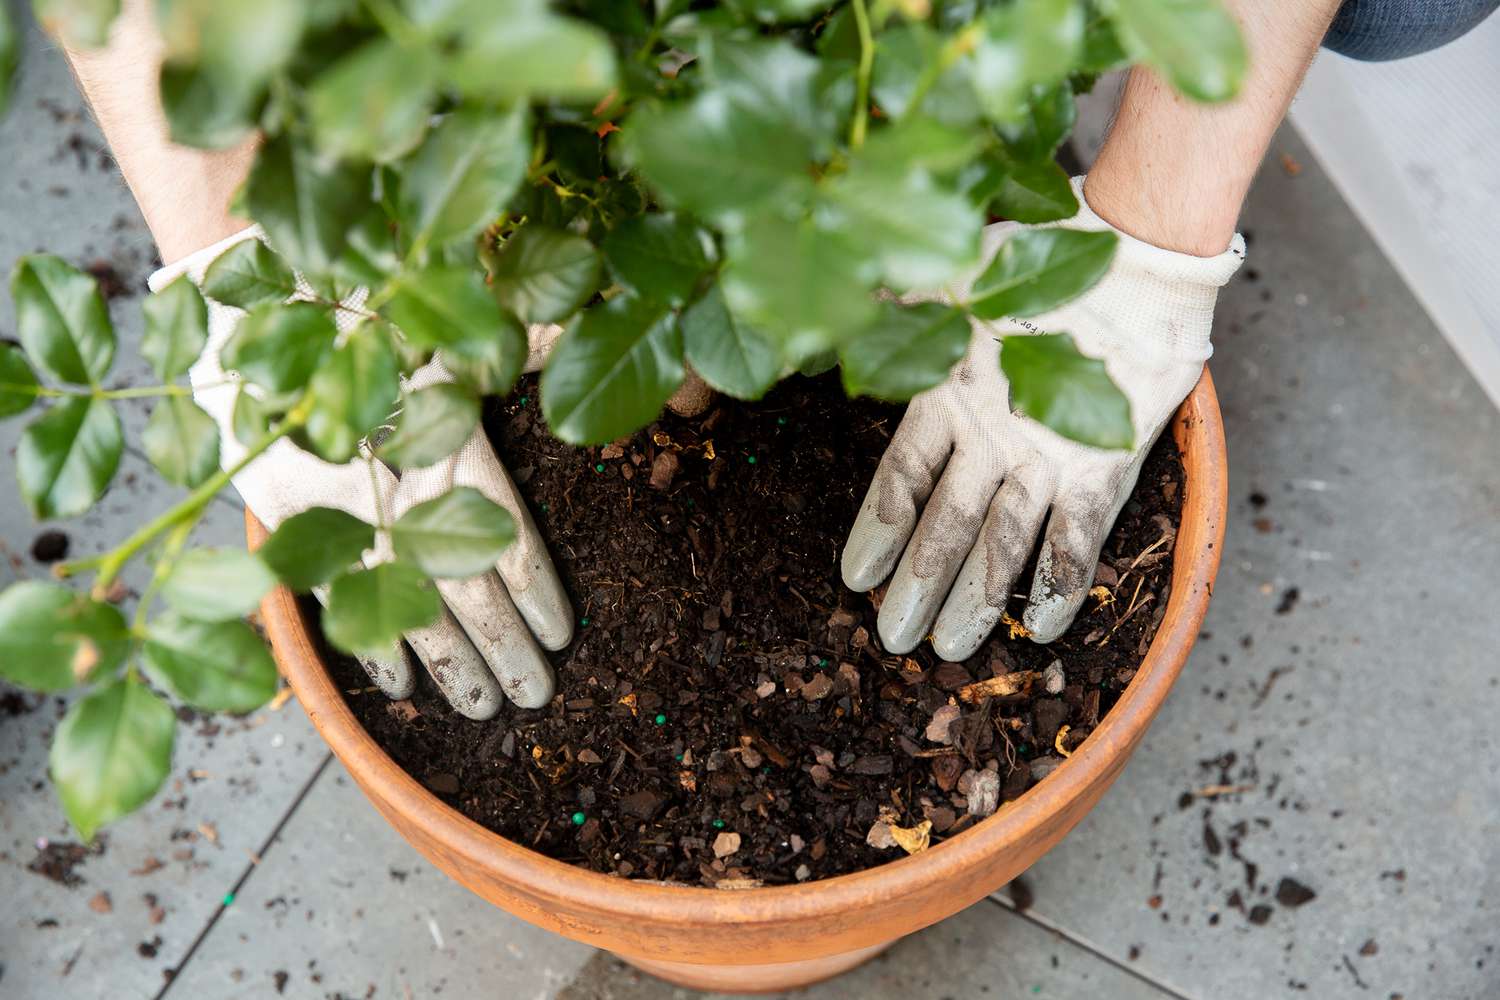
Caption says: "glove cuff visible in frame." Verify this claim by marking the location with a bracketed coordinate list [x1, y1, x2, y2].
[147, 225, 264, 294]
[1065, 176, 1246, 289]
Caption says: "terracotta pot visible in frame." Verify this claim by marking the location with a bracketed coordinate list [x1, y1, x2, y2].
[248, 372, 1228, 993]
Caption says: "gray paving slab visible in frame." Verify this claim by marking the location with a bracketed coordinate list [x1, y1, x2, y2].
[170, 762, 1172, 1000]
[554, 900, 1178, 1000]
[161, 758, 598, 1000]
[0, 16, 326, 1000]
[991, 128, 1500, 1000]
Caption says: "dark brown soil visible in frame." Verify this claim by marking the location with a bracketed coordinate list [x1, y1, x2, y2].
[327, 372, 1183, 886]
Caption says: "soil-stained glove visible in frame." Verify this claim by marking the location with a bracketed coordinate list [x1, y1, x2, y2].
[149, 229, 571, 720]
[842, 180, 1244, 659]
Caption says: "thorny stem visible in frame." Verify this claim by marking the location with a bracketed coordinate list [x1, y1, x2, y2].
[56, 404, 311, 598]
[850, 0, 875, 149]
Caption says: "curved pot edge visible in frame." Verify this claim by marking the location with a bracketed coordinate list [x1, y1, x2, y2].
[250, 369, 1227, 964]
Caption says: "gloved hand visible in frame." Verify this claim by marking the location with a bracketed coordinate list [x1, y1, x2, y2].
[149, 229, 572, 720]
[842, 179, 1244, 660]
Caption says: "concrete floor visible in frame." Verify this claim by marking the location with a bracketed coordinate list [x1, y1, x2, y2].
[3, 14, 1499, 1000]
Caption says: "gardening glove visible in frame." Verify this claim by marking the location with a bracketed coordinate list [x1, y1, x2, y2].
[148, 228, 572, 720]
[842, 178, 1244, 660]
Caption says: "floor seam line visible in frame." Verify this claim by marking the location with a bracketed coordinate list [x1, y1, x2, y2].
[984, 894, 1199, 1000]
[153, 751, 334, 1000]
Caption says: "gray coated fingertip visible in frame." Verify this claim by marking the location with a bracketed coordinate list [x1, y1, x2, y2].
[1021, 603, 1071, 645]
[931, 627, 986, 663]
[500, 652, 555, 709]
[875, 601, 925, 656]
[358, 652, 416, 701]
[447, 677, 505, 719]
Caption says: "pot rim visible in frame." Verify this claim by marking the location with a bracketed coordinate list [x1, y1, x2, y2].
[251, 371, 1226, 933]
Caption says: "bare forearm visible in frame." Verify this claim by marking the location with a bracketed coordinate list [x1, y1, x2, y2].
[1084, 0, 1343, 256]
[61, 1, 255, 265]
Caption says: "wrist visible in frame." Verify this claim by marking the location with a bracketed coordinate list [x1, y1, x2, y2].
[61, 2, 256, 266]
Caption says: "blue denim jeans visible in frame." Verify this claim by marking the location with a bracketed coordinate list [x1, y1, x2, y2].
[1326, 0, 1500, 59]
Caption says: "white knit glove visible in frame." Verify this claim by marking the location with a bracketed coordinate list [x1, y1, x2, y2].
[842, 180, 1244, 659]
[149, 229, 571, 720]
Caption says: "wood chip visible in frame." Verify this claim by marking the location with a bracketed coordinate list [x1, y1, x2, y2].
[649, 450, 679, 489]
[924, 704, 961, 745]
[266, 686, 295, 711]
[712, 831, 741, 858]
[958, 671, 1038, 703]
[88, 891, 112, 914]
[800, 673, 834, 701]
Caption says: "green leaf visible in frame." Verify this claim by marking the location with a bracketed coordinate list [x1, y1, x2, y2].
[399, 106, 529, 252]
[31, 0, 120, 48]
[1000, 332, 1133, 449]
[1080, 12, 1130, 74]
[1, 2, 20, 115]
[305, 324, 400, 463]
[0, 342, 39, 420]
[446, 3, 615, 103]
[156, 0, 303, 87]
[157, 548, 275, 624]
[721, 216, 874, 362]
[485, 226, 600, 325]
[990, 160, 1079, 224]
[158, 62, 259, 150]
[307, 38, 437, 163]
[970, 229, 1117, 319]
[383, 266, 527, 395]
[602, 214, 714, 307]
[1112, 0, 1246, 102]
[971, 0, 1083, 121]
[245, 133, 371, 273]
[258, 507, 374, 591]
[871, 24, 982, 127]
[378, 383, 479, 469]
[541, 295, 685, 445]
[222, 301, 338, 393]
[701, 38, 836, 156]
[680, 284, 780, 401]
[996, 83, 1077, 163]
[728, 0, 825, 21]
[141, 276, 208, 381]
[17, 398, 121, 519]
[142, 396, 219, 488]
[51, 676, 175, 840]
[819, 158, 981, 290]
[0, 582, 129, 692]
[231, 386, 272, 447]
[202, 240, 298, 310]
[623, 96, 814, 222]
[389, 486, 516, 578]
[323, 562, 442, 658]
[11, 255, 115, 386]
[142, 616, 278, 712]
[841, 302, 970, 401]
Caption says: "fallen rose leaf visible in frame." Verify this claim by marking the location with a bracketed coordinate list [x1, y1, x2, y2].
[890, 820, 932, 855]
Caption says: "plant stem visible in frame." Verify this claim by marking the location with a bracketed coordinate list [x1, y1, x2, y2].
[0, 382, 194, 400]
[57, 407, 308, 596]
[901, 24, 980, 122]
[132, 518, 196, 634]
[850, 0, 876, 149]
